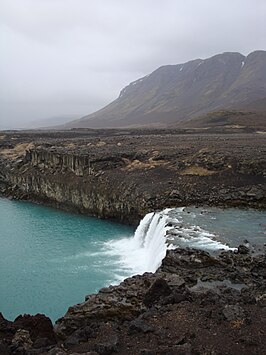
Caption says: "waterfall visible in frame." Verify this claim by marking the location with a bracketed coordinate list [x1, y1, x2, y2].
[105, 207, 234, 279]
[105, 210, 172, 275]
[132, 211, 171, 272]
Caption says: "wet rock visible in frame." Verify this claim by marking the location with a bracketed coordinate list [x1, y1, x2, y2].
[237, 244, 250, 254]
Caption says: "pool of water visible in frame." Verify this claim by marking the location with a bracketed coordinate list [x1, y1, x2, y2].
[0, 198, 134, 322]
[0, 198, 265, 323]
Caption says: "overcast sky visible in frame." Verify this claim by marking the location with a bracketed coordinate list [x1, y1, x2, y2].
[0, 0, 265, 129]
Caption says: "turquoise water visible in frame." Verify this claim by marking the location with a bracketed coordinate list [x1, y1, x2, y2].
[0, 198, 265, 323]
[0, 198, 134, 322]
[177, 206, 266, 250]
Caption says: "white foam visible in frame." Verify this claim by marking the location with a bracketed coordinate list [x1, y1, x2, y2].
[105, 208, 234, 278]
[105, 210, 171, 274]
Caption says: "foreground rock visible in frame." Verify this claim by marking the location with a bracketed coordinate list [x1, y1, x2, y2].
[0, 130, 265, 224]
[1, 247, 265, 354]
[0, 313, 56, 354]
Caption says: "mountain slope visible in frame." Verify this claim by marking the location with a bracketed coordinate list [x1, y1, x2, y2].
[174, 110, 266, 132]
[65, 50, 266, 128]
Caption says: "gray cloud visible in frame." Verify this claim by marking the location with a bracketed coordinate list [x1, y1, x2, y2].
[0, 0, 265, 128]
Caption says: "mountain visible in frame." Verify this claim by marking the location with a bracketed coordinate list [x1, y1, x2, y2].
[65, 50, 266, 129]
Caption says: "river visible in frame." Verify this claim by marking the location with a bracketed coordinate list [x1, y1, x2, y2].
[0, 198, 265, 322]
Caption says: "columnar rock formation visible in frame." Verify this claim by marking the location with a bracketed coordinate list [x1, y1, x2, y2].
[0, 130, 265, 224]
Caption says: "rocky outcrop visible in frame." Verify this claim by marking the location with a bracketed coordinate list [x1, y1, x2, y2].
[0, 247, 265, 354]
[0, 313, 56, 354]
[0, 130, 265, 225]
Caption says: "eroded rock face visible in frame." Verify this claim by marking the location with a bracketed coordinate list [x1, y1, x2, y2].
[1, 247, 265, 354]
[0, 130, 265, 225]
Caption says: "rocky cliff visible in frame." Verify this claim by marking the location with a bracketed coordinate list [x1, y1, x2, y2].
[0, 130, 265, 225]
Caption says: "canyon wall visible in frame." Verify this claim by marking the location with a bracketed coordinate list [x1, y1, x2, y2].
[3, 148, 144, 224]
[0, 131, 265, 224]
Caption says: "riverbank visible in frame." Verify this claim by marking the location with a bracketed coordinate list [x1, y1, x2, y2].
[0, 245, 265, 354]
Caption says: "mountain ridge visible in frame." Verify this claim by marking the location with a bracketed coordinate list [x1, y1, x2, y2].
[63, 50, 266, 129]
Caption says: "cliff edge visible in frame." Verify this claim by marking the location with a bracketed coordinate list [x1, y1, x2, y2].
[0, 129, 265, 225]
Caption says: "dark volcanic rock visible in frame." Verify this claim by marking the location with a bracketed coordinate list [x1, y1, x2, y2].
[0, 313, 56, 354]
[237, 244, 250, 254]
[1, 248, 266, 354]
[143, 278, 172, 307]
[222, 304, 246, 321]
[129, 319, 155, 334]
[13, 314, 56, 347]
[0, 130, 265, 224]
[52, 248, 265, 354]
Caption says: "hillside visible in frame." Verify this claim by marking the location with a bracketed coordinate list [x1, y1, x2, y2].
[174, 110, 266, 132]
[63, 50, 266, 129]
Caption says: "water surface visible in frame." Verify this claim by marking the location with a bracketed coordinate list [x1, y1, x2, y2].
[0, 198, 265, 323]
[0, 198, 133, 322]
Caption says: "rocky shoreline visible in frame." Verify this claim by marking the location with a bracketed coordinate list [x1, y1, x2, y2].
[0, 246, 265, 354]
[0, 129, 265, 354]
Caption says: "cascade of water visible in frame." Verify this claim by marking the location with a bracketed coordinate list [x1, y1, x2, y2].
[133, 212, 155, 247]
[131, 210, 171, 272]
[105, 207, 236, 279]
